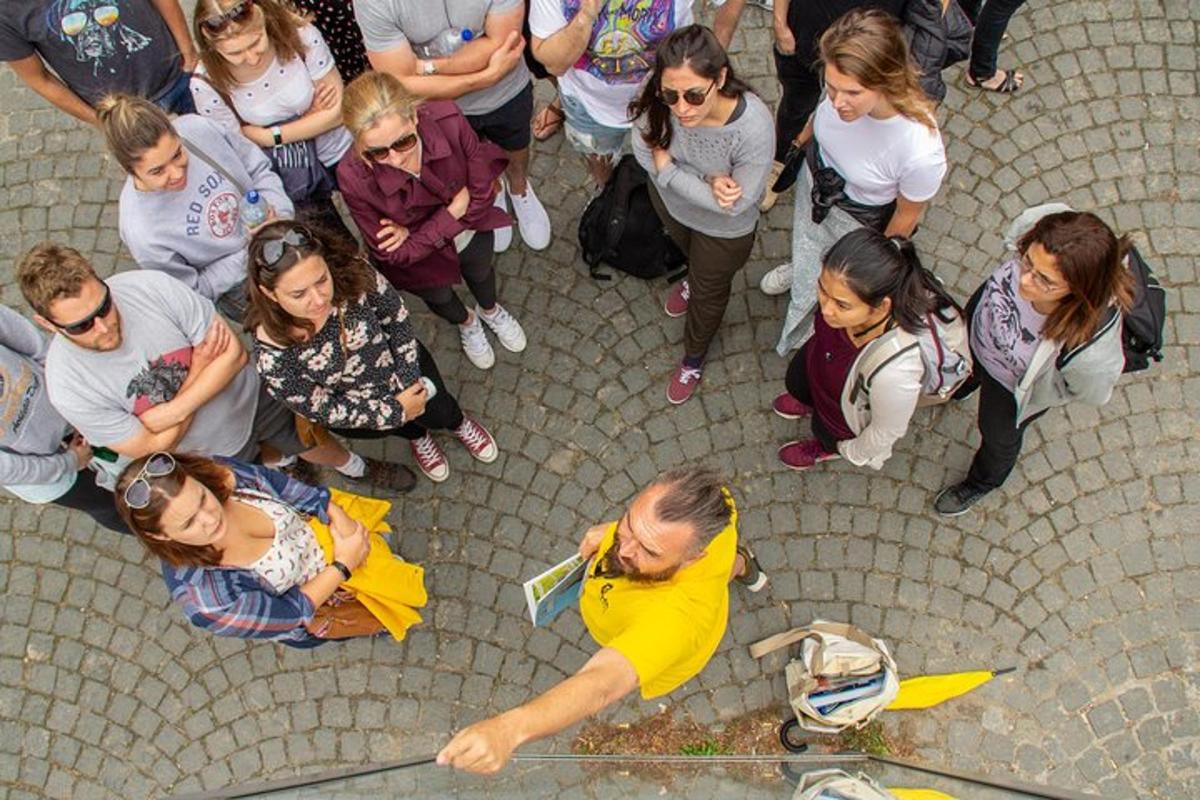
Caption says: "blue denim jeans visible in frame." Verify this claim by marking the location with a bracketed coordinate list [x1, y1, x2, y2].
[154, 71, 195, 115]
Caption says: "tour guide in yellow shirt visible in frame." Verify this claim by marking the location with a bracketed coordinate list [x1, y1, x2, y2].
[437, 466, 769, 773]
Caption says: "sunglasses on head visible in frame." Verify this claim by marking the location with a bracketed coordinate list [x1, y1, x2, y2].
[123, 452, 176, 510]
[659, 80, 716, 107]
[201, 0, 255, 34]
[55, 283, 113, 336]
[256, 226, 316, 270]
[363, 132, 419, 163]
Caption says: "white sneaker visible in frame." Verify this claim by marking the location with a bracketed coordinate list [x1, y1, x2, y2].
[508, 181, 552, 250]
[492, 188, 513, 253]
[760, 262, 794, 296]
[460, 315, 495, 369]
[477, 304, 527, 353]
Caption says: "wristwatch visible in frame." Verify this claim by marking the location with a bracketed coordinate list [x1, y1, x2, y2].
[419, 59, 437, 76]
[271, 125, 283, 146]
[331, 561, 353, 581]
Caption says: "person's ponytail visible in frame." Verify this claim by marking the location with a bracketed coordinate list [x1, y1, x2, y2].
[95, 93, 175, 176]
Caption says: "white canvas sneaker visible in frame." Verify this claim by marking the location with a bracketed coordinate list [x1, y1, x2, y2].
[460, 315, 495, 369]
[759, 262, 794, 296]
[508, 181, 552, 250]
[477, 304, 527, 353]
[492, 187, 513, 253]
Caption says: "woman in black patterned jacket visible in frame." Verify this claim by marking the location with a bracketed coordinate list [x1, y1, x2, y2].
[246, 221, 498, 484]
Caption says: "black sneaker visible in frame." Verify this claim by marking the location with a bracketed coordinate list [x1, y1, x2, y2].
[734, 545, 769, 592]
[934, 481, 991, 516]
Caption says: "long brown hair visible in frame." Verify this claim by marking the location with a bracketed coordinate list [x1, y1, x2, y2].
[819, 9, 937, 131]
[245, 220, 377, 346]
[628, 24, 752, 150]
[115, 454, 234, 567]
[193, 0, 309, 95]
[95, 94, 175, 175]
[1017, 211, 1135, 350]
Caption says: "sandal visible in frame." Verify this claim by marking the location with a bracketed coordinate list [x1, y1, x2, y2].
[965, 68, 1023, 93]
[734, 545, 769, 593]
[532, 98, 565, 141]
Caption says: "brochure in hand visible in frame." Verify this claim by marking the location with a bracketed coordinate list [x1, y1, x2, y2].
[523, 553, 587, 627]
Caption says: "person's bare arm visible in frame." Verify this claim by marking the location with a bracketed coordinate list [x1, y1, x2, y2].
[6, 55, 97, 124]
[423, 5, 524, 76]
[149, 0, 198, 70]
[109, 417, 193, 459]
[773, 0, 795, 54]
[138, 316, 248, 433]
[712, 0, 746, 50]
[530, 0, 603, 77]
[884, 196, 928, 238]
[367, 30, 523, 100]
[437, 647, 640, 773]
[241, 70, 345, 147]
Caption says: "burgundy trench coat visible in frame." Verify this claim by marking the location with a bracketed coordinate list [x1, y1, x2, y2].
[338, 100, 510, 292]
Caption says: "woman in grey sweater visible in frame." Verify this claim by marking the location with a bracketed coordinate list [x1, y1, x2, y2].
[630, 25, 775, 406]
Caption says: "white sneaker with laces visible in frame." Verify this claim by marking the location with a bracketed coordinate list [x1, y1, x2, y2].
[460, 315, 495, 369]
[477, 304, 527, 353]
[759, 262, 794, 296]
[508, 181, 552, 250]
[492, 186, 513, 253]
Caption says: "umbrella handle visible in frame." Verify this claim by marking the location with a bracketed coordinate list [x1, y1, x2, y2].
[779, 718, 810, 754]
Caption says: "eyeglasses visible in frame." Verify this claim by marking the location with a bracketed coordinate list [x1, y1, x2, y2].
[1018, 252, 1063, 294]
[256, 227, 315, 270]
[123, 452, 176, 510]
[659, 80, 716, 107]
[55, 284, 113, 336]
[363, 132, 419, 163]
[200, 0, 255, 34]
[62, 5, 120, 36]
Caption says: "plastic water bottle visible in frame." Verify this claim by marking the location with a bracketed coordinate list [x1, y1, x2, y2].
[413, 27, 474, 59]
[241, 190, 268, 230]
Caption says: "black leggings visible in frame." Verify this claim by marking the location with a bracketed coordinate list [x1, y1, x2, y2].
[784, 342, 841, 454]
[411, 232, 497, 325]
[329, 343, 464, 441]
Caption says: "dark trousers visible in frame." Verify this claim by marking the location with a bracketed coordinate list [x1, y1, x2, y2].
[954, 358, 1045, 492]
[784, 342, 841, 453]
[411, 232, 498, 325]
[959, 0, 1028, 81]
[647, 185, 756, 360]
[55, 474, 127, 534]
[330, 343, 464, 441]
[772, 49, 824, 163]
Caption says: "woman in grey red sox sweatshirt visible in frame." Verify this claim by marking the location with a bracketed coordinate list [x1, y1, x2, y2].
[117, 114, 294, 308]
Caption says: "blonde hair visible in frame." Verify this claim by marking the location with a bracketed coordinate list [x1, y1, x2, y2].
[193, 0, 308, 96]
[16, 242, 99, 318]
[819, 9, 937, 131]
[95, 94, 175, 175]
[341, 71, 423, 156]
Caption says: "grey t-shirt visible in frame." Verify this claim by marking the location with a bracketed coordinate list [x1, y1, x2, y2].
[354, 0, 529, 116]
[972, 258, 1048, 392]
[45, 271, 260, 457]
[0, 0, 182, 106]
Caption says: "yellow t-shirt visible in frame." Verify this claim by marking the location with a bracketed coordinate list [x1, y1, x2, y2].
[579, 492, 738, 699]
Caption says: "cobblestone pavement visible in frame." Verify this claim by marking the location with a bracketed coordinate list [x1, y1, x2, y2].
[2, 1, 1198, 798]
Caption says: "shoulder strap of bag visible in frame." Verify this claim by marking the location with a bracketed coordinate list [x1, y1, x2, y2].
[848, 329, 918, 405]
[178, 132, 248, 197]
[806, 621, 883, 653]
[749, 627, 816, 660]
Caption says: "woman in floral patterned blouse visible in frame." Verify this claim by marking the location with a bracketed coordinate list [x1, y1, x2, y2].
[245, 221, 498, 483]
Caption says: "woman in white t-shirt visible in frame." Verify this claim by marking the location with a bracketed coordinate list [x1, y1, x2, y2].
[762, 9, 948, 355]
[191, 0, 356, 240]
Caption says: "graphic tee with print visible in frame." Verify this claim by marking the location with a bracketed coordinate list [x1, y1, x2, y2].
[190, 24, 353, 167]
[354, 0, 530, 116]
[972, 258, 1048, 392]
[529, 0, 693, 128]
[578, 490, 737, 698]
[0, 0, 182, 105]
[45, 271, 260, 456]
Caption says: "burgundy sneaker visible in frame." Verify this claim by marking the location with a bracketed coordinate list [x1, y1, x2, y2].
[454, 417, 498, 463]
[772, 392, 813, 420]
[664, 279, 690, 318]
[410, 435, 450, 482]
[667, 361, 703, 405]
[778, 439, 839, 471]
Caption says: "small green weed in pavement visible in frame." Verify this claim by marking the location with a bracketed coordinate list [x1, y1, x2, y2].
[680, 738, 731, 756]
[838, 721, 892, 756]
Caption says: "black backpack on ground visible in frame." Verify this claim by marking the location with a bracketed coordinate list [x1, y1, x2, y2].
[578, 154, 686, 281]
[1120, 245, 1167, 372]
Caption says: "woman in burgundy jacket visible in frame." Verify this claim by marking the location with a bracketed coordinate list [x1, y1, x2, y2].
[339, 72, 527, 370]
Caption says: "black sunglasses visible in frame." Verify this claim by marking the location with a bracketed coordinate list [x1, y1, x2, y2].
[123, 452, 176, 510]
[659, 80, 716, 107]
[363, 132, 419, 163]
[201, 0, 255, 34]
[55, 284, 113, 336]
[255, 227, 316, 270]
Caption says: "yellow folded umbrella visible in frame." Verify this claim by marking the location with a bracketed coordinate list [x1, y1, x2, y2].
[886, 668, 1013, 710]
[309, 488, 427, 641]
[889, 789, 961, 800]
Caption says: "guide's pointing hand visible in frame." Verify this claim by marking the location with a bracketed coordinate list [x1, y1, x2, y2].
[437, 715, 519, 774]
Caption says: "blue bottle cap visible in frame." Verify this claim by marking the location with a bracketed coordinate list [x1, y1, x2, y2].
[461, 29, 473, 41]
[246, 190, 260, 203]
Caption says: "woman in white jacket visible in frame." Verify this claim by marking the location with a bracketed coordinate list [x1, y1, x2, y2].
[773, 228, 963, 471]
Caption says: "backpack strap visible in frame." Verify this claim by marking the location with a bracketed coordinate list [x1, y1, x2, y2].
[848, 329, 919, 406]
[178, 133, 248, 197]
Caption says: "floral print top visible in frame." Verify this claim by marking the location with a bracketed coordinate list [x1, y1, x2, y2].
[243, 493, 327, 594]
[254, 271, 422, 430]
